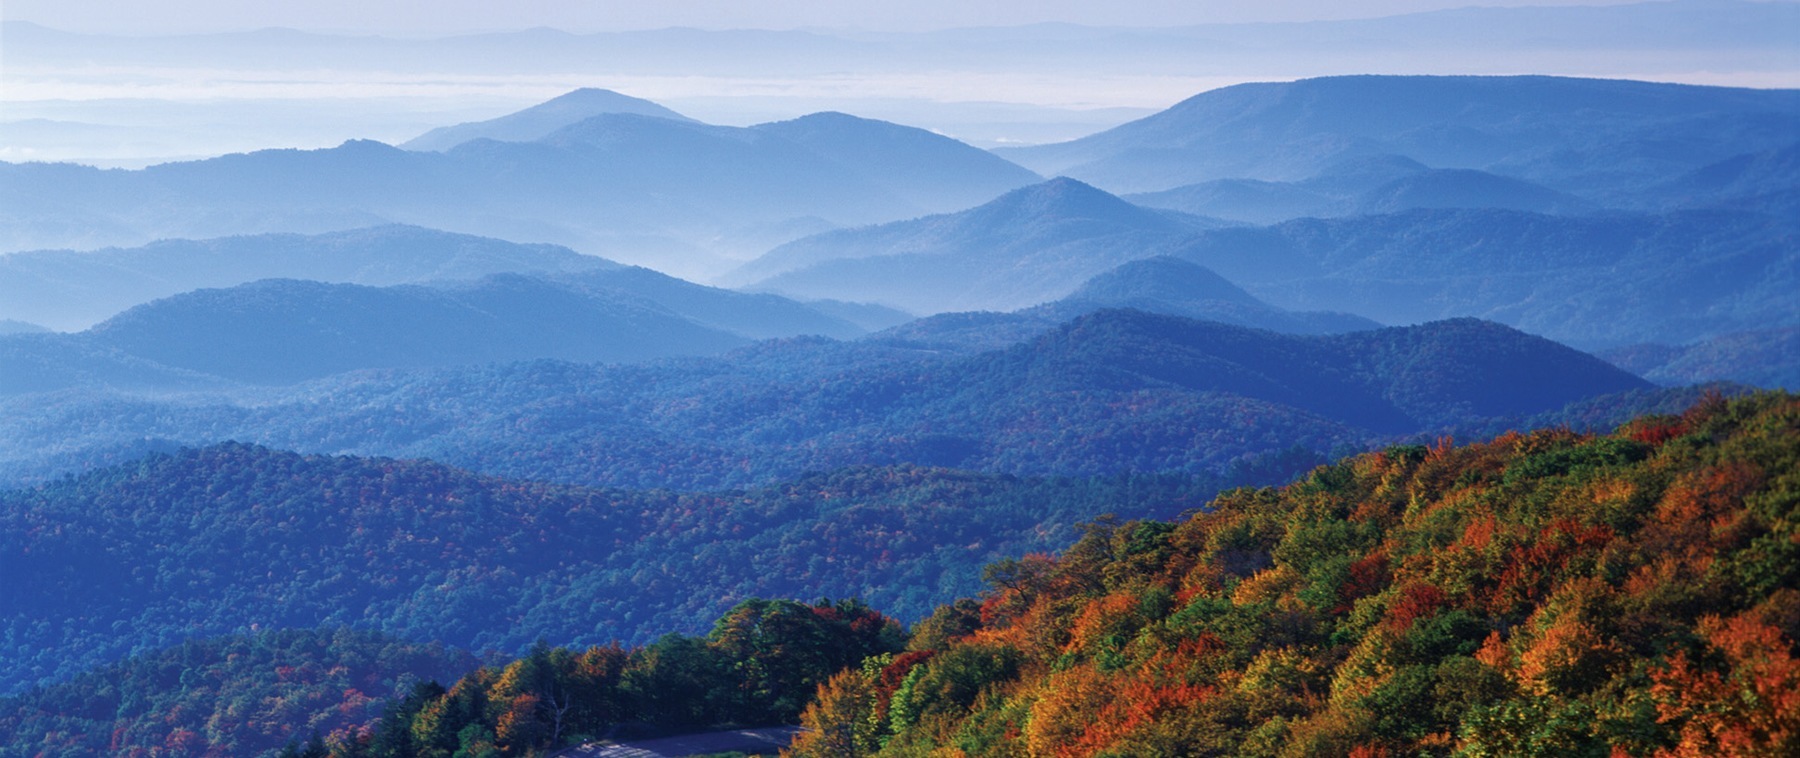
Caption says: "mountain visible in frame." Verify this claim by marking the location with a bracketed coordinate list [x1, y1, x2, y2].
[0, 225, 617, 331]
[1600, 328, 1800, 390]
[1164, 206, 1799, 348]
[551, 266, 868, 340]
[731, 178, 1225, 313]
[750, 111, 1043, 212]
[958, 312, 1649, 433]
[736, 178, 1794, 349]
[1347, 168, 1596, 216]
[1634, 140, 1800, 213]
[0, 115, 1041, 278]
[0, 320, 45, 335]
[997, 75, 1800, 195]
[789, 391, 1800, 757]
[871, 257, 1379, 352]
[1124, 158, 1593, 224]
[401, 87, 695, 151]
[0, 310, 1652, 492]
[1126, 178, 1338, 225]
[1034, 256, 1379, 333]
[0, 333, 235, 396]
[64, 275, 748, 384]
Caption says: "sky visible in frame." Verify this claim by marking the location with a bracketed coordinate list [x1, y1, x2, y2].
[3, 0, 1653, 35]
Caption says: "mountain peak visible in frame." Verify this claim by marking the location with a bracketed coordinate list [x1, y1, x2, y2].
[402, 88, 693, 152]
[971, 177, 1168, 227]
[534, 88, 692, 119]
[995, 176, 1124, 209]
[1063, 256, 1262, 308]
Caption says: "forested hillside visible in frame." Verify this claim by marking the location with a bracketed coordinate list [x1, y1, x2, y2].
[0, 630, 476, 758]
[0, 311, 1653, 490]
[0, 443, 1221, 696]
[790, 391, 1799, 756]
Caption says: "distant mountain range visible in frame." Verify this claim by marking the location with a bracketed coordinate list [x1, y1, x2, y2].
[0, 225, 615, 331]
[998, 75, 1800, 196]
[872, 256, 1378, 352]
[0, 99, 1041, 276]
[0, 309, 1653, 491]
[0, 267, 887, 390]
[1167, 206, 1798, 348]
[731, 177, 1224, 312]
[732, 174, 1796, 351]
[7, 3, 1794, 164]
[1128, 162, 1594, 225]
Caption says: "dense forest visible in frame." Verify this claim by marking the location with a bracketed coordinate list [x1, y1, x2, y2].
[0, 443, 1227, 696]
[0, 629, 476, 757]
[790, 391, 1798, 756]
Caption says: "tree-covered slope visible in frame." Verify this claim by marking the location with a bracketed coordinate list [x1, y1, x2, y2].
[0, 629, 476, 758]
[1601, 328, 1800, 391]
[790, 391, 1799, 756]
[0, 443, 1220, 697]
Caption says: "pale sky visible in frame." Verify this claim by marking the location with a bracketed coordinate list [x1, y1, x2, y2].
[4, 0, 1655, 35]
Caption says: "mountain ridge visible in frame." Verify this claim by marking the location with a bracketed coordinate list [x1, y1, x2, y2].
[997, 75, 1800, 194]
[402, 87, 696, 152]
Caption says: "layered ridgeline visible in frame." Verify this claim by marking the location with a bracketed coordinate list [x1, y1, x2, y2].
[0, 442, 1220, 698]
[1, 267, 874, 389]
[0, 94, 1040, 274]
[1124, 158, 1596, 225]
[869, 256, 1377, 353]
[727, 177, 1227, 313]
[0, 310, 1653, 490]
[738, 177, 1798, 351]
[997, 75, 1800, 196]
[0, 227, 895, 393]
[783, 391, 1800, 757]
[0, 225, 621, 332]
[25, 276, 748, 385]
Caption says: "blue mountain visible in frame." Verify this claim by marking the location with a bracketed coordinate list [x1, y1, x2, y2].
[998, 75, 1800, 196]
[402, 87, 696, 151]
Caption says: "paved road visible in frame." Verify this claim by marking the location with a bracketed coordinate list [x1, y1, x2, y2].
[555, 726, 803, 757]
